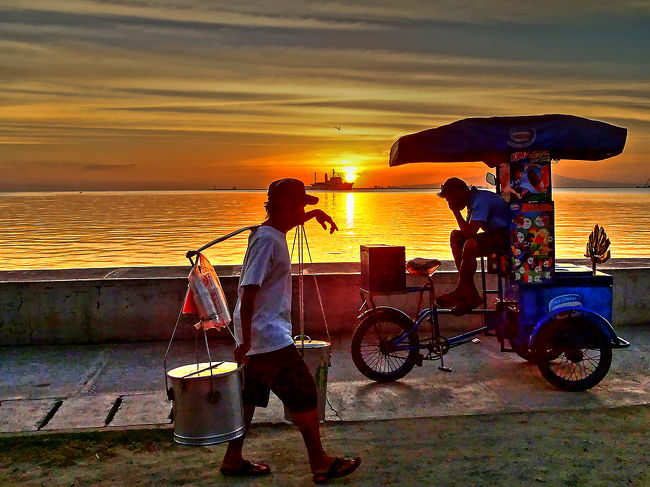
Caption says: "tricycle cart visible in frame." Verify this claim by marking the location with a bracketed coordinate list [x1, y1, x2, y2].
[351, 114, 630, 391]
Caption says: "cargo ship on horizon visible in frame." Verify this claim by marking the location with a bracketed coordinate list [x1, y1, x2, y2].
[309, 170, 354, 190]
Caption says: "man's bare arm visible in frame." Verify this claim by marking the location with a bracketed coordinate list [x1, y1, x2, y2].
[304, 209, 338, 234]
[451, 207, 484, 238]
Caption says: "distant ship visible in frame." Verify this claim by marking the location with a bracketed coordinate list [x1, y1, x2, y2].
[309, 170, 354, 190]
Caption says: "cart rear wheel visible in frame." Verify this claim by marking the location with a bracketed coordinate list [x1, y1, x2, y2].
[351, 310, 419, 382]
[535, 318, 612, 391]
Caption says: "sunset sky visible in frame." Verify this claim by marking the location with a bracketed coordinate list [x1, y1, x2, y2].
[1, 1, 649, 191]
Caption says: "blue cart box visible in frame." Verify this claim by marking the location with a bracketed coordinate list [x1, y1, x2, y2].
[518, 264, 613, 332]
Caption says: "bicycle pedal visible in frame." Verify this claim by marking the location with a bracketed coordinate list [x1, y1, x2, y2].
[414, 354, 424, 367]
[438, 366, 452, 373]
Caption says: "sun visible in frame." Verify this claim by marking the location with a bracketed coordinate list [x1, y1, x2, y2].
[342, 166, 357, 183]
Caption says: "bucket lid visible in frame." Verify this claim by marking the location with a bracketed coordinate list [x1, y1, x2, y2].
[167, 361, 238, 379]
[294, 340, 330, 349]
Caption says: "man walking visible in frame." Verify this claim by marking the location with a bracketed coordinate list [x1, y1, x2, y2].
[220, 178, 361, 484]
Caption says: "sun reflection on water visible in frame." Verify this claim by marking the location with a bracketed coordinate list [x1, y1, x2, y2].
[345, 192, 354, 229]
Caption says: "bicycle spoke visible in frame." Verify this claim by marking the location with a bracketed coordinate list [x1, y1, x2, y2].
[387, 354, 400, 372]
[366, 351, 383, 369]
[361, 335, 381, 347]
[549, 345, 603, 382]
[578, 361, 589, 380]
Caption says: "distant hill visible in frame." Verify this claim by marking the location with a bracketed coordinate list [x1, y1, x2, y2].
[551, 174, 631, 188]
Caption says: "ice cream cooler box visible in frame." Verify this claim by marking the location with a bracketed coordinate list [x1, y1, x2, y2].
[517, 263, 613, 336]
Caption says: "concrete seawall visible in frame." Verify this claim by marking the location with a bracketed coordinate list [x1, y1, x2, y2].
[1, 259, 648, 345]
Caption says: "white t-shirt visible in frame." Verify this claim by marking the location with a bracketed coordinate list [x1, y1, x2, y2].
[233, 225, 294, 355]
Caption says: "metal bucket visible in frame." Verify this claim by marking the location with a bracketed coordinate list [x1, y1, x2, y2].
[167, 361, 244, 446]
[284, 339, 330, 423]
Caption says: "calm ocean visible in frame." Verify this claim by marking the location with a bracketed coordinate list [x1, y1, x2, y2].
[1, 188, 648, 270]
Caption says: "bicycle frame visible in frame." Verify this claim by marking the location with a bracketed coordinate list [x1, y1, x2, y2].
[358, 257, 508, 372]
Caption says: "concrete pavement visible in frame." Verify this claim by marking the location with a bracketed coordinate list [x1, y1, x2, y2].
[1, 325, 648, 435]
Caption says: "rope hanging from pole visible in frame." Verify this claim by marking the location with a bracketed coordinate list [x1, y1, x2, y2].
[290, 224, 331, 347]
[299, 225, 305, 339]
[302, 225, 331, 344]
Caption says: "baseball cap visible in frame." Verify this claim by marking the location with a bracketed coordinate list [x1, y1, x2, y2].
[267, 178, 319, 206]
[438, 177, 468, 198]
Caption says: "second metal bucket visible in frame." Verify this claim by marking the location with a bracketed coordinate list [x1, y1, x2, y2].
[284, 339, 330, 423]
[168, 361, 244, 446]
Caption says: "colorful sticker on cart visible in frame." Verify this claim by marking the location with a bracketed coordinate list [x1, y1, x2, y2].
[507, 150, 551, 203]
[548, 294, 583, 313]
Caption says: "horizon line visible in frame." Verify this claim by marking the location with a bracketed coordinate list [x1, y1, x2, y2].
[0, 185, 647, 194]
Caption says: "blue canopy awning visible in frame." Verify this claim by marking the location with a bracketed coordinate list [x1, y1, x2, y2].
[389, 114, 627, 168]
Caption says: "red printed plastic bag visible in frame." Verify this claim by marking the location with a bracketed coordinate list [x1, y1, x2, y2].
[184, 253, 231, 330]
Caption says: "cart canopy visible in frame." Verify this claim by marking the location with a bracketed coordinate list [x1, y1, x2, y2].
[389, 114, 627, 168]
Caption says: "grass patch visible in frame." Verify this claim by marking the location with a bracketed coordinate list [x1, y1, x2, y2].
[1, 407, 648, 486]
[0, 428, 173, 468]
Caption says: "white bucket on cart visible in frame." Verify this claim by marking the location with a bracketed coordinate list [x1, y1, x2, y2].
[167, 362, 244, 446]
[284, 339, 330, 423]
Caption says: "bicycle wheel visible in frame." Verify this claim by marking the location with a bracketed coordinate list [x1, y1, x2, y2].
[351, 309, 419, 382]
[535, 317, 612, 391]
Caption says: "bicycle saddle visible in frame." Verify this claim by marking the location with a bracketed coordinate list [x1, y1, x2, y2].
[406, 258, 441, 277]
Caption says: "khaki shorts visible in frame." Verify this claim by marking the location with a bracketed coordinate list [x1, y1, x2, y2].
[473, 230, 509, 255]
[452, 228, 508, 256]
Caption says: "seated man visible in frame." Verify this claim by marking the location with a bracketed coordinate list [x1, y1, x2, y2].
[436, 177, 510, 312]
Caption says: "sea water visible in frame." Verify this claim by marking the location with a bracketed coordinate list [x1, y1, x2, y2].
[0, 188, 648, 270]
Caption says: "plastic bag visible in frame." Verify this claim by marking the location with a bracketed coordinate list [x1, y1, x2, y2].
[183, 253, 231, 330]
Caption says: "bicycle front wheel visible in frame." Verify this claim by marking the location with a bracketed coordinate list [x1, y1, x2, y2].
[351, 309, 419, 382]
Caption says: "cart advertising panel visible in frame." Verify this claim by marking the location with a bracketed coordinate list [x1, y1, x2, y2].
[510, 201, 555, 283]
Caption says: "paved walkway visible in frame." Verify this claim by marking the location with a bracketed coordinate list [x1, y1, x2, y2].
[1, 325, 648, 434]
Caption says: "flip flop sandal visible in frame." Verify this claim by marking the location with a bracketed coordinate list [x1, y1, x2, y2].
[313, 456, 361, 484]
[220, 460, 271, 477]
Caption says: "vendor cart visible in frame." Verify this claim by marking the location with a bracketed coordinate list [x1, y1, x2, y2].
[351, 114, 630, 391]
